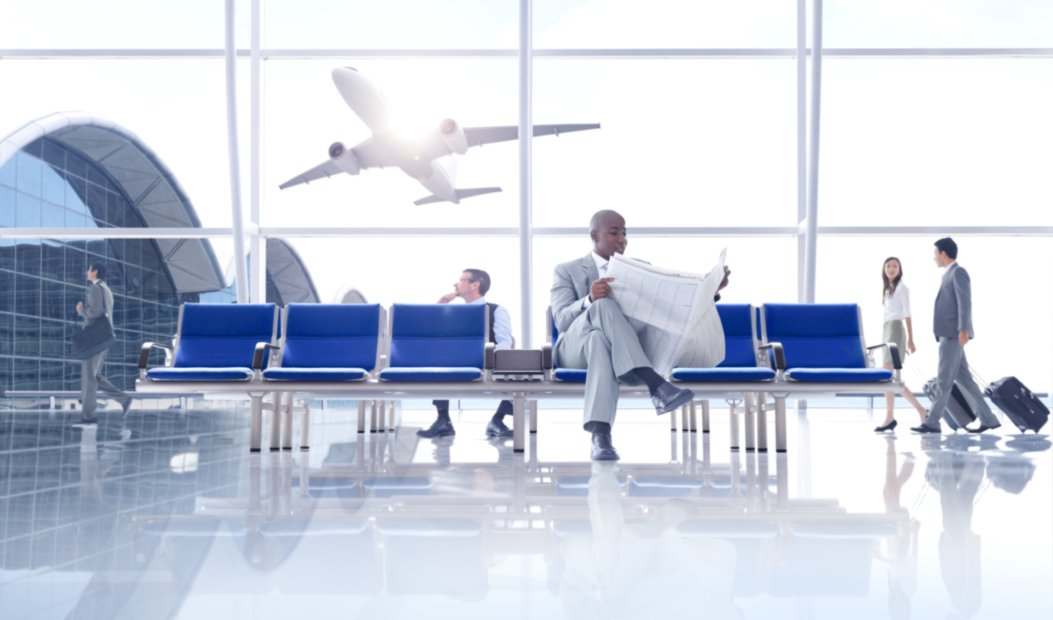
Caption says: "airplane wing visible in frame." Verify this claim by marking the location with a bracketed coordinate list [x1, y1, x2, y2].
[463, 123, 600, 148]
[278, 160, 347, 190]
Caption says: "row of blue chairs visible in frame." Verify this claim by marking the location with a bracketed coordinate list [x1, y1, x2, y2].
[136, 302, 902, 453]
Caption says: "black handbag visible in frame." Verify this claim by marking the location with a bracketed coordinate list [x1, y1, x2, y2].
[72, 315, 117, 360]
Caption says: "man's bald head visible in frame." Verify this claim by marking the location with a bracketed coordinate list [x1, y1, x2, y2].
[589, 210, 627, 259]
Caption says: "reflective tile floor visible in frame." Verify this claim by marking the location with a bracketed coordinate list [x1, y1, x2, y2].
[0, 401, 1050, 620]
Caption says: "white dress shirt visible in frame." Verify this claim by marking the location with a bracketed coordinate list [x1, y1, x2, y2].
[883, 282, 912, 321]
[468, 296, 513, 349]
[582, 251, 610, 310]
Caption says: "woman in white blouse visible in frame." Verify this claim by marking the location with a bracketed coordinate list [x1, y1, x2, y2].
[875, 257, 927, 432]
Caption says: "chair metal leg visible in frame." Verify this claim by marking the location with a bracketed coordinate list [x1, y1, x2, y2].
[744, 395, 756, 452]
[775, 395, 788, 453]
[512, 394, 526, 454]
[249, 393, 264, 453]
[680, 405, 690, 433]
[281, 393, 294, 451]
[670, 407, 677, 431]
[729, 401, 740, 451]
[370, 401, 379, 433]
[357, 400, 367, 433]
[689, 401, 698, 432]
[756, 393, 769, 453]
[529, 400, 538, 434]
[701, 400, 711, 433]
[269, 392, 282, 452]
[300, 399, 310, 451]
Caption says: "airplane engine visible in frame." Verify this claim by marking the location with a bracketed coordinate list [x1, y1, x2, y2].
[328, 141, 360, 174]
[439, 118, 468, 155]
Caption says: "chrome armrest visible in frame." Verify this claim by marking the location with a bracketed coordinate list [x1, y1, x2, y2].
[759, 342, 786, 370]
[138, 342, 173, 379]
[253, 342, 282, 371]
[866, 342, 902, 370]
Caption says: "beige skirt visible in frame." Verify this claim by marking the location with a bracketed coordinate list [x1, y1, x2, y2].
[881, 320, 907, 366]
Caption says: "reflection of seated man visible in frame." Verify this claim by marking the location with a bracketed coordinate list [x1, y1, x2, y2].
[557, 463, 741, 619]
[926, 448, 985, 619]
[417, 268, 516, 439]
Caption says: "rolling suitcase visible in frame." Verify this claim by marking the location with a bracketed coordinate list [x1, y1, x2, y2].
[923, 377, 977, 431]
[984, 376, 1049, 433]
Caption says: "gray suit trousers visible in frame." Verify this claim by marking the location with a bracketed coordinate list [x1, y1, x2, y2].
[81, 349, 129, 417]
[923, 337, 998, 428]
[554, 298, 654, 427]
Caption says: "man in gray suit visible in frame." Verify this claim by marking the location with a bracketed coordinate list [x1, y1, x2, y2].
[912, 238, 1000, 434]
[75, 263, 131, 424]
[551, 210, 729, 460]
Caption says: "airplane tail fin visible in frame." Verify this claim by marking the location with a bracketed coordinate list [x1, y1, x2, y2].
[414, 187, 502, 206]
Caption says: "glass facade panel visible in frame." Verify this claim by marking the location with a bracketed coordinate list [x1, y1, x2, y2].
[532, 59, 797, 228]
[824, 0, 1053, 48]
[535, 0, 795, 48]
[0, 59, 232, 228]
[820, 58, 1053, 226]
[264, 0, 517, 49]
[0, 0, 233, 49]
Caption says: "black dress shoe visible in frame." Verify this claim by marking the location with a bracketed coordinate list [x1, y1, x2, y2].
[485, 418, 514, 438]
[967, 423, 1002, 434]
[416, 418, 455, 438]
[651, 382, 695, 416]
[910, 424, 941, 434]
[874, 419, 898, 433]
[591, 432, 620, 461]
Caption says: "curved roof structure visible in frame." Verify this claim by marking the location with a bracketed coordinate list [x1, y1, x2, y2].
[266, 238, 320, 305]
[0, 112, 226, 294]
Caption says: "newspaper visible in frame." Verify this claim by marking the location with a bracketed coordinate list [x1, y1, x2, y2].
[605, 250, 727, 376]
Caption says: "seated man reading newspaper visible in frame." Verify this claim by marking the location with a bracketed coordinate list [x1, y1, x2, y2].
[550, 209, 730, 461]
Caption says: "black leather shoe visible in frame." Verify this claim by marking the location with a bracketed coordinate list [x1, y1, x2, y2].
[910, 424, 941, 434]
[874, 419, 898, 433]
[485, 418, 514, 438]
[967, 423, 1002, 434]
[416, 418, 455, 438]
[591, 432, 620, 461]
[651, 383, 695, 416]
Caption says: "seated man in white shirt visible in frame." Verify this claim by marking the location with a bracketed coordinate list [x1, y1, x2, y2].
[417, 268, 516, 439]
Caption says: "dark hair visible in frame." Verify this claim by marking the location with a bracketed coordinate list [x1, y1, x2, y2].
[882, 257, 903, 302]
[463, 268, 491, 296]
[89, 262, 107, 280]
[934, 237, 958, 259]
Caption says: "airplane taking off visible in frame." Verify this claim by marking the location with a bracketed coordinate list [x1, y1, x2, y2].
[279, 67, 600, 205]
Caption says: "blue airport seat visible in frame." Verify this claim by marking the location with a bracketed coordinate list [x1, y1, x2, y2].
[262, 303, 381, 382]
[378, 303, 487, 383]
[143, 303, 279, 381]
[671, 304, 776, 383]
[761, 303, 894, 383]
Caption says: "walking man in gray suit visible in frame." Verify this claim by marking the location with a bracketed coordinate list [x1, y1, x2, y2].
[550, 210, 729, 460]
[912, 238, 1000, 434]
[76, 263, 131, 424]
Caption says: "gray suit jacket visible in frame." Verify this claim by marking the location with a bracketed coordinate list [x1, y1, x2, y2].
[550, 253, 599, 335]
[81, 280, 115, 329]
[933, 263, 973, 340]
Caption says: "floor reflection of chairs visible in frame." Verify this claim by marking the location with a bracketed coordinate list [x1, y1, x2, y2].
[770, 520, 900, 597]
[376, 517, 488, 598]
[140, 519, 268, 594]
[677, 518, 780, 596]
[261, 518, 381, 595]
